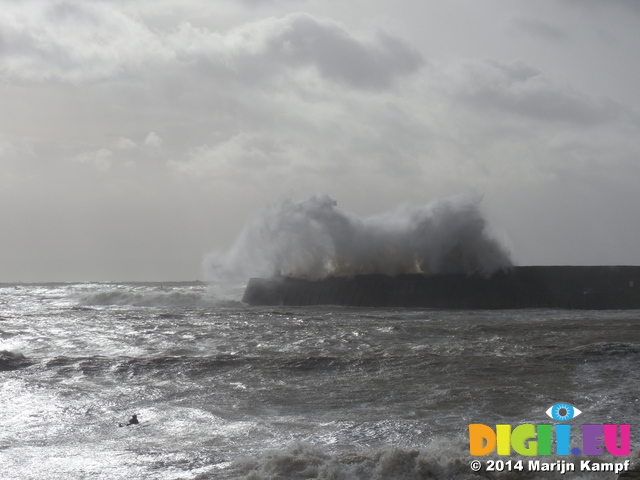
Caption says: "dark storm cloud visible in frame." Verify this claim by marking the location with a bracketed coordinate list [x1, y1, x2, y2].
[174, 13, 426, 90]
[247, 14, 425, 89]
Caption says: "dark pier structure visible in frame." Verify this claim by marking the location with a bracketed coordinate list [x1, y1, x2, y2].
[243, 266, 640, 309]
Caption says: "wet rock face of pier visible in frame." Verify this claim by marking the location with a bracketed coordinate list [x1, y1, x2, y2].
[243, 266, 640, 309]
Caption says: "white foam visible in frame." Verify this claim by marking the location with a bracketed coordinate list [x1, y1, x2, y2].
[228, 440, 621, 480]
[75, 289, 226, 308]
[205, 195, 512, 290]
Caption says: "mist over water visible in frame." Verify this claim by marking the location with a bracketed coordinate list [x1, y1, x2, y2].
[204, 195, 512, 294]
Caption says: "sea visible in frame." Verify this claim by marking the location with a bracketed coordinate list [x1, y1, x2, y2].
[1, 281, 639, 479]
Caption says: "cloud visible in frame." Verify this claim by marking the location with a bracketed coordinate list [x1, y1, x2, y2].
[0, 138, 16, 157]
[116, 137, 137, 150]
[444, 59, 625, 125]
[159, 48, 638, 206]
[144, 131, 164, 148]
[72, 148, 113, 171]
[0, 1, 170, 82]
[218, 13, 425, 89]
[2, 1, 640, 281]
[0, 4, 424, 89]
[170, 132, 303, 183]
[566, 0, 640, 15]
[514, 17, 567, 42]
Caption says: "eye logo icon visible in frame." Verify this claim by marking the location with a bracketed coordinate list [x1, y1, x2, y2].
[469, 403, 631, 457]
[546, 403, 582, 421]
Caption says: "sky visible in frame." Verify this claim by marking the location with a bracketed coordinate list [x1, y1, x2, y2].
[1, 0, 640, 282]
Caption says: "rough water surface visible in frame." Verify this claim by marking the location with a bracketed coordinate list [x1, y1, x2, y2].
[1, 282, 639, 479]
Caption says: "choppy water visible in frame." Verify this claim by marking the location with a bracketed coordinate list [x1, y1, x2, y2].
[1, 282, 639, 479]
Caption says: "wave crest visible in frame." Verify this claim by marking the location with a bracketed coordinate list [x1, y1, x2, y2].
[0, 349, 31, 371]
[225, 442, 500, 480]
[75, 289, 231, 307]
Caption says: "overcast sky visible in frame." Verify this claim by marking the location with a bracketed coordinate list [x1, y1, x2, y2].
[1, 0, 640, 282]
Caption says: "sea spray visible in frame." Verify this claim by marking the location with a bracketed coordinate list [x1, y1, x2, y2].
[204, 195, 512, 294]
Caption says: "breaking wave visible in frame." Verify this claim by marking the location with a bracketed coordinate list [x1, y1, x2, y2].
[205, 195, 512, 287]
[0, 349, 31, 371]
[217, 442, 615, 480]
[228, 442, 477, 480]
[75, 289, 230, 307]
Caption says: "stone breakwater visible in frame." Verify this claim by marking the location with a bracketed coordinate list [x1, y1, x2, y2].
[243, 266, 640, 309]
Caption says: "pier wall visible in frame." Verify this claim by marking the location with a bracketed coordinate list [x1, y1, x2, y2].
[242, 266, 640, 309]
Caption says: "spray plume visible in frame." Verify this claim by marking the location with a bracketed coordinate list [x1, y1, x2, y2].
[204, 195, 512, 293]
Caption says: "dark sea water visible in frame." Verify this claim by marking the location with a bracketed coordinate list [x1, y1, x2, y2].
[1, 282, 639, 479]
